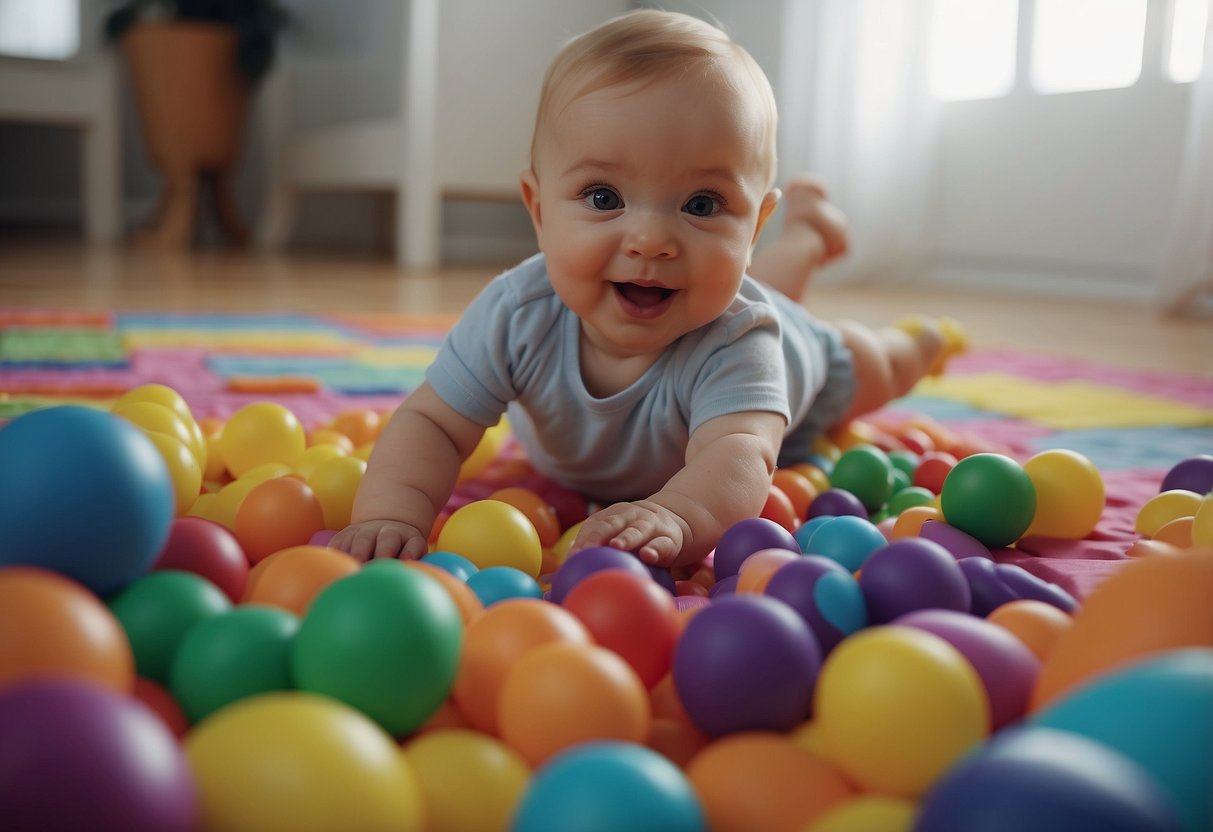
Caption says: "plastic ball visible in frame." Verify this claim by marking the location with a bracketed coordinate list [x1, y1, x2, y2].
[941, 453, 1036, 547]
[761, 484, 801, 531]
[1023, 449, 1106, 538]
[112, 399, 202, 468]
[914, 726, 1183, 832]
[886, 484, 935, 515]
[216, 402, 306, 478]
[0, 406, 174, 595]
[401, 729, 531, 832]
[107, 570, 232, 685]
[457, 417, 509, 482]
[686, 733, 854, 832]
[735, 547, 801, 593]
[912, 450, 958, 494]
[242, 544, 359, 615]
[132, 676, 190, 739]
[764, 555, 868, 654]
[292, 443, 346, 480]
[1160, 454, 1213, 495]
[435, 499, 543, 577]
[1032, 648, 1213, 832]
[403, 560, 484, 625]
[305, 455, 366, 530]
[894, 609, 1041, 730]
[1194, 494, 1213, 547]
[326, 407, 382, 447]
[490, 486, 562, 547]
[815, 626, 988, 797]
[807, 487, 868, 520]
[512, 742, 704, 832]
[712, 517, 800, 581]
[562, 569, 681, 689]
[291, 560, 462, 736]
[1031, 548, 1213, 710]
[829, 444, 895, 511]
[858, 538, 971, 624]
[421, 550, 479, 580]
[673, 594, 821, 737]
[234, 476, 327, 564]
[794, 514, 836, 551]
[0, 680, 198, 832]
[466, 565, 543, 606]
[139, 429, 204, 517]
[185, 691, 424, 831]
[986, 598, 1074, 661]
[919, 519, 991, 560]
[806, 795, 917, 832]
[1136, 490, 1203, 538]
[170, 605, 299, 724]
[452, 598, 591, 734]
[891, 504, 942, 538]
[802, 514, 887, 572]
[0, 566, 134, 694]
[548, 545, 652, 603]
[498, 641, 650, 765]
[153, 516, 249, 603]
[772, 467, 819, 520]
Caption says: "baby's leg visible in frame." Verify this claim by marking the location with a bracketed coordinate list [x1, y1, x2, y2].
[749, 176, 849, 302]
[835, 320, 946, 422]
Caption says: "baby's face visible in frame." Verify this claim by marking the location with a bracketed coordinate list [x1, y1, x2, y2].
[522, 68, 777, 361]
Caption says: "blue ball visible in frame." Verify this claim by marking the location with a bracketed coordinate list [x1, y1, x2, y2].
[793, 514, 835, 552]
[915, 726, 1183, 832]
[802, 515, 888, 572]
[764, 555, 867, 654]
[512, 742, 705, 832]
[0, 406, 174, 595]
[1033, 649, 1213, 832]
[465, 566, 542, 606]
[420, 550, 479, 581]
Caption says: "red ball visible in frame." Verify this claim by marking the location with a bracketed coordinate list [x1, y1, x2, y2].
[913, 451, 959, 495]
[154, 517, 249, 603]
[760, 484, 800, 532]
[561, 570, 681, 689]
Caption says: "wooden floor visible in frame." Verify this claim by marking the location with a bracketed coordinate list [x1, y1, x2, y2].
[2, 236, 1210, 378]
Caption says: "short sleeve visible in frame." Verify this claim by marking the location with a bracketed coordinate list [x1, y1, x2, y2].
[686, 309, 791, 435]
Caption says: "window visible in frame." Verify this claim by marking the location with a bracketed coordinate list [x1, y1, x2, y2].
[930, 0, 1208, 101]
[0, 0, 79, 60]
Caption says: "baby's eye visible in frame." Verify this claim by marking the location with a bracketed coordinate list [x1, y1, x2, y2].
[584, 187, 623, 211]
[683, 193, 722, 217]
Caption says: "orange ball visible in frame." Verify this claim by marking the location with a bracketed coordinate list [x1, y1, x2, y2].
[489, 487, 561, 548]
[986, 599, 1074, 663]
[242, 545, 360, 616]
[772, 468, 818, 521]
[761, 485, 800, 532]
[891, 504, 942, 539]
[234, 476, 327, 564]
[736, 548, 801, 594]
[686, 733, 854, 832]
[1030, 548, 1213, 710]
[403, 561, 483, 625]
[452, 598, 591, 734]
[497, 641, 650, 765]
[1154, 516, 1194, 548]
[0, 567, 134, 694]
[327, 408, 383, 447]
[647, 716, 709, 769]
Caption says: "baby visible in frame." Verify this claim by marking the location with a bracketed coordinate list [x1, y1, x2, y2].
[331, 10, 944, 568]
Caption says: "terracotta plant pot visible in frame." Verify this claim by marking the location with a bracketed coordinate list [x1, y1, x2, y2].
[122, 21, 251, 247]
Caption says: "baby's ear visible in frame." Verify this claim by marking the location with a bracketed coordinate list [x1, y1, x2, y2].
[519, 170, 543, 240]
[752, 188, 781, 245]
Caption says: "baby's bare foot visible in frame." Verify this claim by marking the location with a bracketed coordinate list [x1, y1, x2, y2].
[782, 176, 850, 264]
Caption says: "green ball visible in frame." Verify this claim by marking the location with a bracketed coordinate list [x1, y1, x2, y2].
[291, 559, 462, 736]
[940, 453, 1037, 547]
[830, 445, 895, 511]
[170, 605, 299, 724]
[888, 449, 921, 479]
[887, 485, 936, 516]
[108, 570, 231, 685]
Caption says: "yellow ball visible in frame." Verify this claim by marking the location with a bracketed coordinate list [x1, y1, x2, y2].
[113, 401, 203, 470]
[294, 444, 347, 480]
[436, 499, 542, 578]
[203, 434, 227, 482]
[210, 478, 260, 530]
[239, 462, 293, 483]
[807, 795, 917, 832]
[307, 455, 367, 530]
[217, 402, 306, 478]
[114, 385, 206, 468]
[1136, 489, 1203, 538]
[1023, 449, 1105, 539]
[815, 626, 988, 798]
[185, 692, 425, 832]
[142, 430, 202, 516]
[458, 419, 509, 483]
[1193, 493, 1213, 547]
[401, 729, 531, 832]
[187, 492, 223, 524]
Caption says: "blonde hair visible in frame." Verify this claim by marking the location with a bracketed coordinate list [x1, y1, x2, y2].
[530, 9, 778, 188]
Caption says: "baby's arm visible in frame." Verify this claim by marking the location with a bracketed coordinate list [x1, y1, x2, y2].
[571, 410, 786, 568]
[330, 382, 487, 561]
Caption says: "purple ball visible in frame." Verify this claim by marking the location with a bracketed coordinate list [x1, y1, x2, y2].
[645, 564, 678, 595]
[708, 573, 739, 598]
[712, 518, 799, 581]
[765, 555, 867, 654]
[995, 563, 1078, 613]
[859, 538, 971, 624]
[675, 595, 710, 614]
[549, 546, 651, 604]
[920, 520, 992, 561]
[807, 488, 868, 521]
[1160, 455, 1213, 495]
[895, 609, 1041, 730]
[673, 595, 821, 737]
[0, 680, 198, 832]
[959, 556, 1019, 616]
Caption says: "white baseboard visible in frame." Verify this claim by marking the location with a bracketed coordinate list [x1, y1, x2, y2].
[921, 259, 1156, 303]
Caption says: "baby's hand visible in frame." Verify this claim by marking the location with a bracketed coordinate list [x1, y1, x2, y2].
[571, 500, 690, 568]
[329, 520, 429, 562]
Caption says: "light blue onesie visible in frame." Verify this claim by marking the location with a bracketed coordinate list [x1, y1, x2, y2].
[425, 253, 854, 504]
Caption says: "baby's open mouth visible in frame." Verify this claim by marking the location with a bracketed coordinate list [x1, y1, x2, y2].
[612, 282, 676, 316]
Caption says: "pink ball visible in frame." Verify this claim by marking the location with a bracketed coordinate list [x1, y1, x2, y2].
[894, 608, 1041, 730]
[153, 517, 249, 603]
